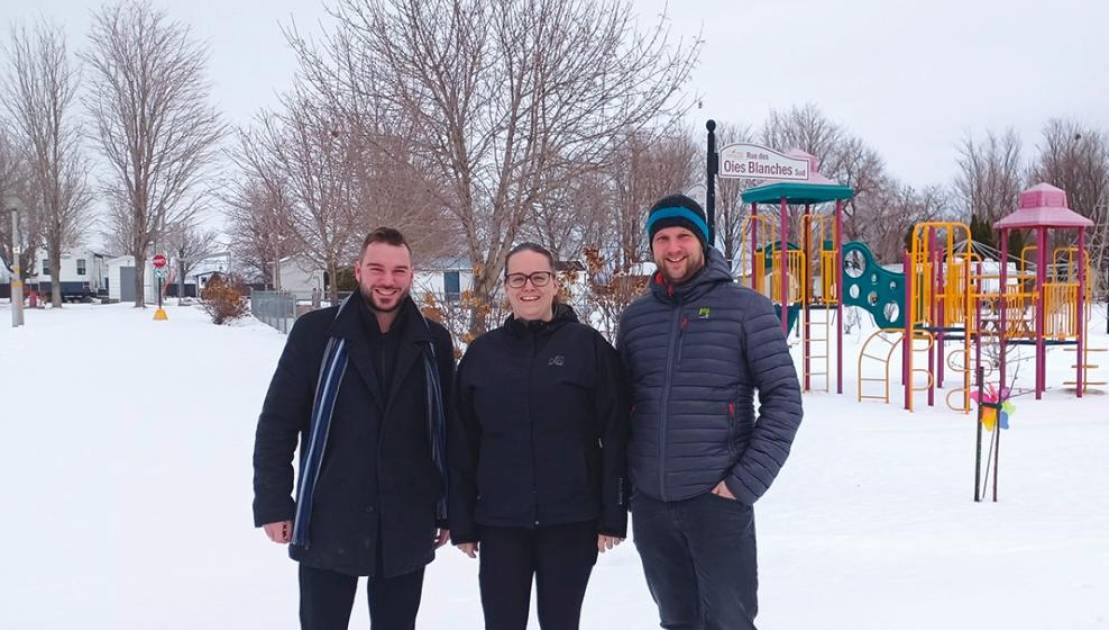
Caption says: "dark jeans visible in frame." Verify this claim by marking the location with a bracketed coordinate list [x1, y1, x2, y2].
[632, 491, 758, 630]
[298, 562, 425, 630]
[479, 521, 599, 630]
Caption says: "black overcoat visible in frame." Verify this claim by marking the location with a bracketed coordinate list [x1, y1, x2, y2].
[253, 297, 455, 577]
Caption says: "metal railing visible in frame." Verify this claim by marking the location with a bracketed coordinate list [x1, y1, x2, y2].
[251, 290, 297, 334]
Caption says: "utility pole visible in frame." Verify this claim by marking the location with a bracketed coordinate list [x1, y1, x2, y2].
[8, 197, 25, 327]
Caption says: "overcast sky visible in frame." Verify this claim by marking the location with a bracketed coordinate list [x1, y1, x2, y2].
[3, 0, 1108, 195]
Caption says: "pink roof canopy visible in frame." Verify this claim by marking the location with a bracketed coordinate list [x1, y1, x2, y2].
[786, 149, 836, 184]
[995, 183, 1094, 230]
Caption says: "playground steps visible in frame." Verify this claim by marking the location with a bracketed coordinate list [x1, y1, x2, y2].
[1063, 347, 1107, 389]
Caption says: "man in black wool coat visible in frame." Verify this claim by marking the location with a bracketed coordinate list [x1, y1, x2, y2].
[252, 227, 455, 630]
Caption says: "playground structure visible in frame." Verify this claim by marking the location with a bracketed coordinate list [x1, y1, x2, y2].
[726, 158, 1100, 412]
[859, 183, 1101, 412]
[703, 123, 1102, 414]
[737, 150, 852, 394]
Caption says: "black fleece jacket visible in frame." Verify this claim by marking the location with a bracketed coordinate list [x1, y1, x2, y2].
[449, 304, 629, 543]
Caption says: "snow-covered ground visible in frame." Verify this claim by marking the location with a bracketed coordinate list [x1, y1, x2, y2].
[1, 301, 1107, 629]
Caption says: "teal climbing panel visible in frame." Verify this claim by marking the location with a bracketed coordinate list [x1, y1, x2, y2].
[751, 240, 903, 332]
[841, 241, 905, 329]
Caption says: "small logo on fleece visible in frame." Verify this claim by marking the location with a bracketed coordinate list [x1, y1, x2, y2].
[548, 355, 565, 367]
[697, 307, 711, 319]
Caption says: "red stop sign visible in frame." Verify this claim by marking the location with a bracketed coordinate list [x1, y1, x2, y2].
[153, 254, 168, 269]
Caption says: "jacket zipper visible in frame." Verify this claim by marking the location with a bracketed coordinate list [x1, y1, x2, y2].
[676, 314, 689, 365]
[528, 334, 539, 527]
[658, 304, 681, 502]
[727, 400, 737, 457]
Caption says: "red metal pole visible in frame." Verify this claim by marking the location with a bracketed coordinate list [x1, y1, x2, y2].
[835, 199, 844, 394]
[1036, 227, 1047, 399]
[928, 229, 937, 407]
[904, 250, 913, 411]
[803, 204, 811, 391]
[999, 229, 1008, 391]
[975, 259, 983, 380]
[1077, 227, 1086, 397]
[779, 196, 789, 334]
[751, 203, 759, 292]
[935, 231, 946, 390]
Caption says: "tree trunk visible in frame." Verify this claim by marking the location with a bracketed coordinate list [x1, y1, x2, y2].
[178, 257, 185, 300]
[49, 249, 62, 307]
[132, 248, 146, 307]
[327, 260, 338, 301]
[467, 268, 498, 337]
[272, 245, 281, 291]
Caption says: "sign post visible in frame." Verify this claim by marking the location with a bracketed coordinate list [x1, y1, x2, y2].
[153, 253, 168, 321]
[8, 199, 24, 327]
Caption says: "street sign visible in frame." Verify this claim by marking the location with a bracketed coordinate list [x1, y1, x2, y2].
[153, 253, 168, 269]
[717, 143, 810, 181]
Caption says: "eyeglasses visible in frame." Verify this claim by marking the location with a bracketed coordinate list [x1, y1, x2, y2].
[505, 271, 553, 289]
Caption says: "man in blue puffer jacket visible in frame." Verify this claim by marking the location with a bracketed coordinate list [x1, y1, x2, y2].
[618, 194, 803, 630]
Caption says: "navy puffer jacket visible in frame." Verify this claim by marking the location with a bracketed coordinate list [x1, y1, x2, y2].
[618, 248, 803, 505]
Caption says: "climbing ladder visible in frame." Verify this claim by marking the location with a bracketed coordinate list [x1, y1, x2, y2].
[1064, 345, 1107, 392]
[857, 328, 936, 407]
[803, 306, 834, 392]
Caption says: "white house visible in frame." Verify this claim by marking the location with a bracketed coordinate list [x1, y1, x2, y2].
[28, 250, 110, 300]
[274, 254, 327, 300]
[413, 256, 473, 304]
[186, 252, 232, 295]
[106, 255, 156, 303]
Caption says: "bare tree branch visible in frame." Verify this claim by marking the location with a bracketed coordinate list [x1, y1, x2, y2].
[83, 1, 225, 306]
[2, 19, 93, 306]
[288, 0, 700, 332]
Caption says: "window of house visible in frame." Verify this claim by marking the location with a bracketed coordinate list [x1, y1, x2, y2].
[77, 259, 87, 275]
[42, 259, 50, 276]
[444, 270, 461, 302]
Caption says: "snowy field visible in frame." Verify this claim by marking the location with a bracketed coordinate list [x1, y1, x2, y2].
[1, 300, 1107, 629]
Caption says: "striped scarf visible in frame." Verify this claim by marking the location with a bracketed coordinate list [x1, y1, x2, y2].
[292, 297, 448, 548]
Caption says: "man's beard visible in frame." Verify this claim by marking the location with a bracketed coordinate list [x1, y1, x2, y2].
[360, 284, 408, 314]
[658, 254, 704, 285]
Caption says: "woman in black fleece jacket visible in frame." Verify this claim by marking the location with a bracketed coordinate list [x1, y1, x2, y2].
[449, 242, 629, 630]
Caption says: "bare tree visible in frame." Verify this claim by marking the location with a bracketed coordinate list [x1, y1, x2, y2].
[83, 1, 225, 307]
[535, 126, 698, 271]
[98, 196, 138, 257]
[1029, 119, 1109, 278]
[852, 181, 949, 263]
[233, 100, 359, 300]
[163, 218, 221, 298]
[610, 128, 699, 269]
[760, 103, 887, 233]
[0, 126, 44, 280]
[222, 173, 296, 288]
[2, 20, 93, 307]
[761, 103, 843, 169]
[953, 128, 1024, 224]
[289, 0, 700, 333]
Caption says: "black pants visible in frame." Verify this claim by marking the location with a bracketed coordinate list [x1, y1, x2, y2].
[479, 521, 599, 630]
[298, 563, 425, 630]
[632, 492, 759, 630]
